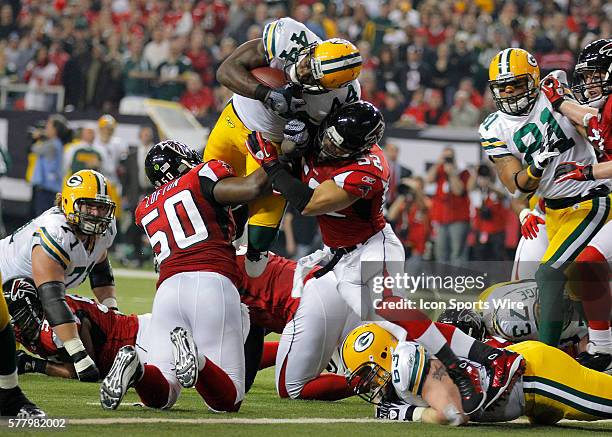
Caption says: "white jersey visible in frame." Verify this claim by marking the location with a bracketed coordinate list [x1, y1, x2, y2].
[479, 93, 607, 199]
[232, 18, 361, 142]
[480, 280, 587, 345]
[0, 207, 116, 288]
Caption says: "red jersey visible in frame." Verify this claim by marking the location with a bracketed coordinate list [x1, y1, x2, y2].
[32, 295, 139, 377]
[237, 253, 301, 333]
[301, 145, 389, 248]
[587, 96, 612, 161]
[430, 167, 470, 224]
[135, 160, 239, 287]
[396, 204, 431, 255]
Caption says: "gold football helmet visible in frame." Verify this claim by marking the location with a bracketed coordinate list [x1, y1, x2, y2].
[60, 170, 116, 235]
[488, 48, 540, 115]
[340, 323, 398, 403]
[285, 38, 362, 90]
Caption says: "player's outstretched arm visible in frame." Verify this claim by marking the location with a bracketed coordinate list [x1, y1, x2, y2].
[32, 246, 100, 382]
[492, 155, 540, 197]
[90, 251, 117, 310]
[212, 168, 272, 206]
[301, 180, 359, 216]
[217, 39, 269, 99]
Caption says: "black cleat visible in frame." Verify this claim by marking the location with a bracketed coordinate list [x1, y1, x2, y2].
[577, 343, 612, 374]
[0, 386, 46, 417]
[446, 360, 486, 415]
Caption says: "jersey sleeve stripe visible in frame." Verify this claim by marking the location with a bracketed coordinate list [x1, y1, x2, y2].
[36, 231, 68, 269]
[263, 21, 277, 63]
[38, 227, 70, 267]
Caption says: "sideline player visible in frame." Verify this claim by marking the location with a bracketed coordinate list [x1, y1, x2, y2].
[0, 271, 44, 417]
[1, 169, 119, 384]
[207, 16, 362, 277]
[342, 324, 612, 425]
[246, 100, 525, 414]
[7, 289, 148, 380]
[100, 141, 269, 412]
[480, 48, 610, 347]
[237, 250, 359, 400]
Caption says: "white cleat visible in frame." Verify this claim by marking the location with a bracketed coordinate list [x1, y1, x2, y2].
[100, 345, 143, 410]
[171, 327, 199, 388]
[245, 250, 269, 278]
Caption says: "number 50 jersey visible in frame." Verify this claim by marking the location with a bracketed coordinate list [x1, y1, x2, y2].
[479, 93, 608, 199]
[135, 160, 239, 288]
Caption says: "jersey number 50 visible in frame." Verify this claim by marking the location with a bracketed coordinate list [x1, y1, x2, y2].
[141, 190, 208, 264]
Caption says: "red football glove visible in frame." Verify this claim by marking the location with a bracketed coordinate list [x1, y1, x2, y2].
[519, 208, 545, 240]
[554, 161, 594, 183]
[245, 131, 279, 170]
[540, 77, 565, 111]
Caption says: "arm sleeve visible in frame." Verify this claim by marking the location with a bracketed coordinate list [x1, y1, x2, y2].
[197, 160, 237, 202]
[332, 170, 382, 200]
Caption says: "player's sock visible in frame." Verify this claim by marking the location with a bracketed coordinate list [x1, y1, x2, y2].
[259, 341, 279, 370]
[0, 324, 17, 389]
[134, 364, 170, 409]
[247, 225, 278, 253]
[299, 374, 355, 401]
[195, 358, 241, 412]
[574, 246, 612, 348]
[535, 264, 565, 346]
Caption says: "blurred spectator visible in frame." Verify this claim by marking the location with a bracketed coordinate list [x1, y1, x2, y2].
[457, 78, 483, 109]
[398, 46, 428, 102]
[0, 3, 16, 41]
[375, 46, 401, 95]
[185, 29, 213, 86]
[63, 126, 101, 176]
[399, 88, 427, 128]
[363, 1, 394, 55]
[469, 165, 508, 261]
[143, 28, 169, 70]
[0, 145, 10, 237]
[93, 115, 128, 190]
[380, 91, 404, 125]
[0, 49, 17, 85]
[294, 4, 324, 40]
[283, 206, 321, 260]
[180, 73, 214, 117]
[360, 73, 385, 109]
[426, 147, 470, 265]
[155, 36, 192, 101]
[383, 143, 412, 205]
[30, 114, 71, 216]
[449, 90, 480, 128]
[427, 43, 451, 99]
[123, 37, 154, 97]
[23, 46, 59, 111]
[423, 89, 449, 126]
[387, 176, 431, 272]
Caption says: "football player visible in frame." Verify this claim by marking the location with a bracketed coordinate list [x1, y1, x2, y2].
[237, 249, 360, 400]
[342, 324, 612, 425]
[6, 287, 149, 380]
[100, 141, 269, 412]
[0, 272, 45, 417]
[511, 196, 548, 280]
[554, 159, 612, 371]
[246, 100, 525, 415]
[0, 169, 118, 385]
[480, 48, 611, 347]
[207, 16, 362, 277]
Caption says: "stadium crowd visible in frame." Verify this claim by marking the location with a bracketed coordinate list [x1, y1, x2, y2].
[0, 0, 609, 265]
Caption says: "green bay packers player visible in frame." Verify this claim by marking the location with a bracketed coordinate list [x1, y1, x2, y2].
[0, 170, 118, 383]
[209, 16, 362, 277]
[0, 270, 45, 417]
[479, 48, 611, 347]
[342, 324, 612, 425]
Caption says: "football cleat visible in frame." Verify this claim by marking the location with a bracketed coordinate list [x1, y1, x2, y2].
[171, 327, 199, 388]
[577, 343, 612, 374]
[244, 250, 269, 278]
[482, 349, 525, 409]
[446, 360, 487, 415]
[0, 386, 46, 417]
[100, 345, 143, 410]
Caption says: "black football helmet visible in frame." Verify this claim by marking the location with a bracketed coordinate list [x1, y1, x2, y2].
[315, 101, 385, 162]
[145, 140, 202, 188]
[2, 278, 44, 345]
[437, 308, 486, 342]
[572, 38, 612, 106]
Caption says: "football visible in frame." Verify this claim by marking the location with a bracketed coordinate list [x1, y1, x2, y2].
[250, 66, 287, 89]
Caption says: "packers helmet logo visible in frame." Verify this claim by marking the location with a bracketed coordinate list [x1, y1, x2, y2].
[354, 331, 375, 352]
[527, 53, 538, 67]
[66, 174, 83, 187]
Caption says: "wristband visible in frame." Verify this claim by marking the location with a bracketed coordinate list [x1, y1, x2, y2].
[73, 354, 95, 373]
[254, 84, 272, 102]
[526, 165, 542, 180]
[519, 208, 531, 224]
[63, 337, 86, 357]
[514, 171, 536, 194]
[582, 112, 595, 127]
[102, 297, 118, 310]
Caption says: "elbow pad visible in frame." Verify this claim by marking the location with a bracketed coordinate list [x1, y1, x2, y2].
[89, 257, 115, 289]
[38, 281, 75, 327]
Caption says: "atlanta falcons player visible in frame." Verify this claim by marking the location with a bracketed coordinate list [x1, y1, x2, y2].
[246, 100, 525, 415]
[5, 284, 149, 379]
[100, 141, 269, 412]
[236, 249, 359, 400]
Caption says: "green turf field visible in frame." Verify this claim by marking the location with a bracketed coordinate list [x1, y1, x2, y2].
[4, 273, 611, 436]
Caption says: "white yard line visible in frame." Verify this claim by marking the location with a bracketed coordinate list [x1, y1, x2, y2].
[114, 268, 157, 280]
[68, 416, 612, 425]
